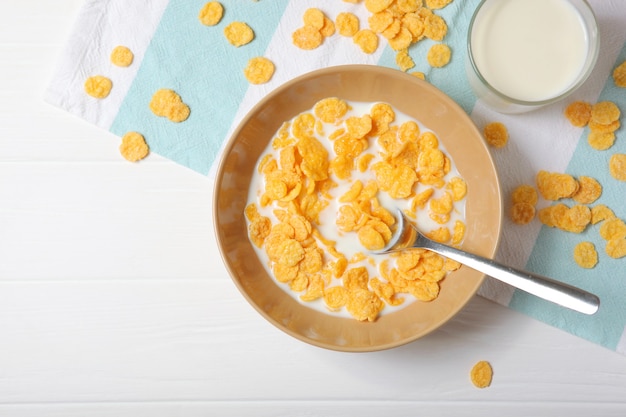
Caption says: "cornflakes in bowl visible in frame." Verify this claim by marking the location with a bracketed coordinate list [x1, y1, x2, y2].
[213, 65, 502, 352]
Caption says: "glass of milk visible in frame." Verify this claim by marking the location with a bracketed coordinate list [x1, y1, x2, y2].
[466, 0, 599, 114]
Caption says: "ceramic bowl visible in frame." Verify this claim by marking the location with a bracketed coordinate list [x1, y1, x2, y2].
[213, 65, 502, 352]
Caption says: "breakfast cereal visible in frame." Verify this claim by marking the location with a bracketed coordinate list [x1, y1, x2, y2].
[587, 131, 616, 151]
[609, 154, 626, 181]
[336, 12, 360, 37]
[591, 101, 621, 125]
[572, 175, 602, 204]
[536, 170, 579, 200]
[470, 360, 493, 389]
[149, 88, 190, 123]
[84, 75, 112, 99]
[591, 204, 615, 225]
[511, 185, 538, 206]
[510, 203, 535, 225]
[198, 1, 224, 26]
[614, 60, 626, 88]
[293, 25, 324, 50]
[224, 21, 255, 47]
[244, 57, 275, 84]
[110, 45, 134, 67]
[564, 101, 591, 127]
[427, 43, 451, 68]
[119, 131, 149, 162]
[246, 98, 467, 321]
[396, 49, 415, 72]
[574, 241, 597, 269]
[483, 122, 508, 148]
[353, 29, 379, 54]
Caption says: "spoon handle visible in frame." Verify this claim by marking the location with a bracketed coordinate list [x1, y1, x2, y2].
[418, 235, 600, 315]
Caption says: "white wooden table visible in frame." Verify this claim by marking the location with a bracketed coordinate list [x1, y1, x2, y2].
[2, 1, 626, 416]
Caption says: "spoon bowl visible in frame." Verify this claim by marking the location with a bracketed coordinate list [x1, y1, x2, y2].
[375, 210, 600, 315]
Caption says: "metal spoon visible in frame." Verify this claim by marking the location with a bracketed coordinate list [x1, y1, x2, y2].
[373, 209, 600, 315]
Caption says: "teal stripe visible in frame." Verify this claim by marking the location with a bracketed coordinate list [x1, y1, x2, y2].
[511, 42, 626, 350]
[110, 0, 289, 175]
[376, 0, 481, 114]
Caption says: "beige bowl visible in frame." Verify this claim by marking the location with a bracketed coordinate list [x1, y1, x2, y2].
[213, 65, 502, 352]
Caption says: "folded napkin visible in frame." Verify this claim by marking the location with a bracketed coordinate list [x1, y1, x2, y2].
[46, 0, 626, 355]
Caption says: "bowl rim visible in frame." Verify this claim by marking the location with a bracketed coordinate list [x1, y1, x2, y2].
[213, 64, 503, 352]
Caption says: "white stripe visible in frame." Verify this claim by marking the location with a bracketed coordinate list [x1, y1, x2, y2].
[44, 0, 169, 130]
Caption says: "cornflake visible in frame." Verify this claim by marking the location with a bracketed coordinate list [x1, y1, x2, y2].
[536, 170, 578, 200]
[470, 361, 493, 389]
[110, 46, 134, 67]
[244, 57, 275, 85]
[427, 43, 451, 68]
[198, 1, 224, 26]
[609, 154, 626, 181]
[590, 101, 620, 125]
[483, 122, 508, 148]
[614, 60, 626, 88]
[353, 29, 379, 54]
[564, 101, 591, 127]
[396, 49, 415, 72]
[293, 25, 324, 50]
[510, 203, 535, 225]
[572, 175, 602, 204]
[224, 21, 254, 47]
[573, 241, 598, 269]
[149, 89, 190, 123]
[84, 75, 112, 99]
[119, 132, 149, 162]
[336, 12, 360, 37]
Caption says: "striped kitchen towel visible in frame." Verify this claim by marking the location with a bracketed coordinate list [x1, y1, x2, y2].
[45, 0, 626, 355]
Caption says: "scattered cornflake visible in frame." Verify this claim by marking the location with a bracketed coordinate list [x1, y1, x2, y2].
[84, 75, 112, 99]
[574, 241, 598, 269]
[353, 29, 379, 54]
[149, 89, 190, 123]
[564, 101, 591, 127]
[198, 1, 224, 26]
[427, 43, 451, 68]
[483, 122, 508, 148]
[292, 25, 324, 50]
[303, 8, 325, 29]
[572, 175, 602, 204]
[410, 71, 426, 80]
[591, 101, 621, 126]
[224, 21, 254, 47]
[244, 57, 275, 84]
[587, 131, 616, 151]
[119, 132, 149, 162]
[511, 184, 538, 206]
[470, 361, 493, 389]
[536, 170, 579, 201]
[614, 60, 626, 88]
[591, 204, 615, 225]
[606, 238, 626, 259]
[510, 202, 535, 225]
[396, 49, 415, 72]
[423, 13, 447, 41]
[609, 153, 626, 181]
[336, 12, 360, 37]
[598, 218, 626, 241]
[110, 46, 134, 67]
